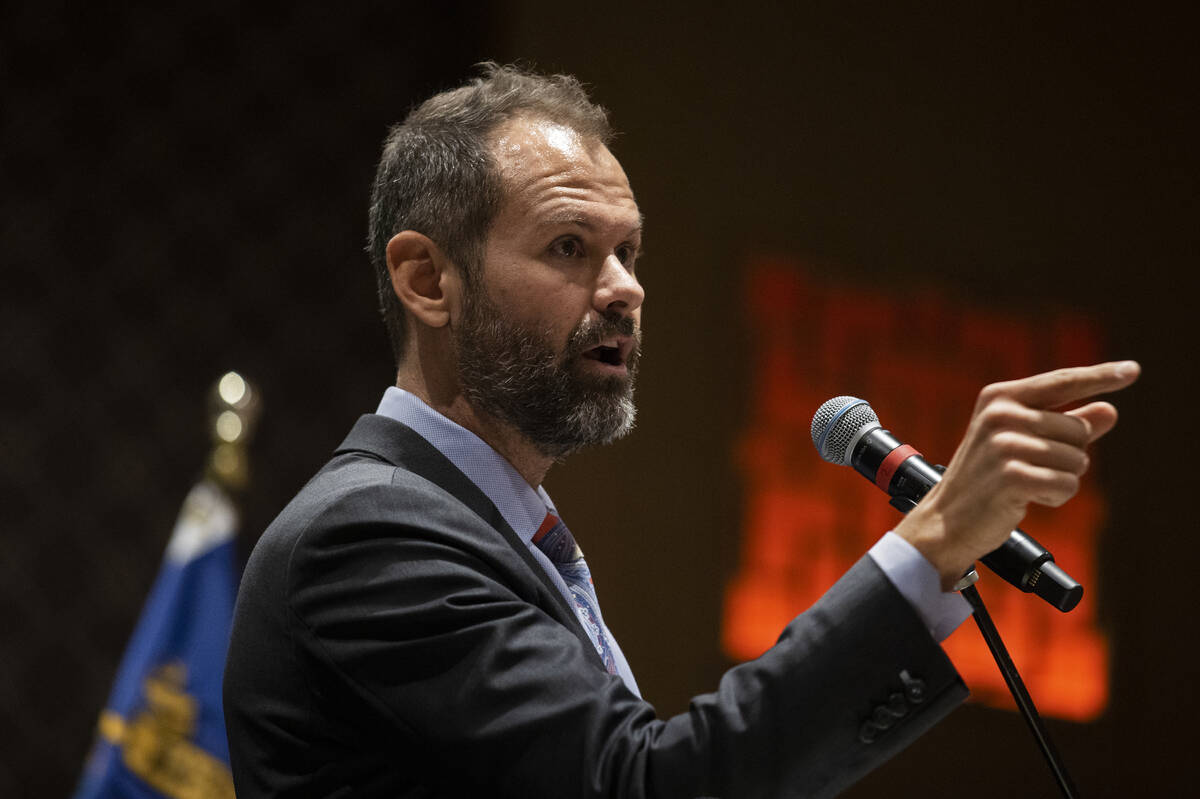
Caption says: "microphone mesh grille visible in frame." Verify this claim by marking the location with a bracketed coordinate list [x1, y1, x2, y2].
[811, 396, 879, 465]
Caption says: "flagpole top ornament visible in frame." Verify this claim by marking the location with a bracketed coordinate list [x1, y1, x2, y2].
[206, 371, 261, 492]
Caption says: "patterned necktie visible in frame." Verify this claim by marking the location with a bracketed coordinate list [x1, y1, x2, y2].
[533, 513, 618, 675]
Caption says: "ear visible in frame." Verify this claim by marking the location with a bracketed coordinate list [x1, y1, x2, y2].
[385, 231, 459, 329]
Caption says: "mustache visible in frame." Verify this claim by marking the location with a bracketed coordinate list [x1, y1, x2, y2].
[564, 313, 641, 359]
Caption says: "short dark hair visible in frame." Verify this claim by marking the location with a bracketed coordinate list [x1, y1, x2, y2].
[367, 62, 613, 366]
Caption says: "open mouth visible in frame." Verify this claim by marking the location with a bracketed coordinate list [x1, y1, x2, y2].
[582, 345, 623, 366]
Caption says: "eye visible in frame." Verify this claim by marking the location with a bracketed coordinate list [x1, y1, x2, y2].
[615, 243, 639, 269]
[550, 237, 584, 259]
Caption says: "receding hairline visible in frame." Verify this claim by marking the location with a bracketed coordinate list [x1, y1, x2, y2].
[486, 112, 618, 173]
[482, 112, 638, 218]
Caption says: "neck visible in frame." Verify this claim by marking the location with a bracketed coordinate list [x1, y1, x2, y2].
[395, 363, 555, 488]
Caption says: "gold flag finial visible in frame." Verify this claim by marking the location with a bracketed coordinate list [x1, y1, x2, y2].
[205, 371, 261, 492]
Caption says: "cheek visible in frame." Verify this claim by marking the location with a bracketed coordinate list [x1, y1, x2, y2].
[481, 260, 597, 338]
[512, 288, 591, 332]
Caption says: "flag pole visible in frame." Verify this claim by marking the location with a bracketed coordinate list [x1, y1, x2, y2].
[205, 371, 261, 494]
[73, 371, 259, 799]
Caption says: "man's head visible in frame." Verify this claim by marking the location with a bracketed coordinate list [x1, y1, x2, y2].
[370, 64, 645, 459]
[368, 62, 614, 362]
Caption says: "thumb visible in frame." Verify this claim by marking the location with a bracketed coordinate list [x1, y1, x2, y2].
[1066, 401, 1119, 442]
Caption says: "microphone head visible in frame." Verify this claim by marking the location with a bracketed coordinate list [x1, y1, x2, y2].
[811, 396, 880, 465]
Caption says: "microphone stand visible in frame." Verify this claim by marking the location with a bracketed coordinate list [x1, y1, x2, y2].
[890, 475, 1081, 797]
[956, 577, 1080, 798]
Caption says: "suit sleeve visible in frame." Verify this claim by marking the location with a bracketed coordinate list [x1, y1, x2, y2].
[285, 481, 966, 799]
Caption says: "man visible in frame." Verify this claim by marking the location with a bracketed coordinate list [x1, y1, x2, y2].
[223, 64, 1139, 797]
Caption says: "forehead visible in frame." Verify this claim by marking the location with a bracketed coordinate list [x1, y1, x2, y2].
[489, 116, 641, 231]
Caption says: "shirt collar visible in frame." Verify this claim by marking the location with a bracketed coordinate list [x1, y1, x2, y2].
[375, 387, 555, 544]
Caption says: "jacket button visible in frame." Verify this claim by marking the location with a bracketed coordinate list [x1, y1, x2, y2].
[872, 706, 895, 729]
[859, 720, 880, 744]
[888, 692, 909, 717]
[899, 670, 926, 704]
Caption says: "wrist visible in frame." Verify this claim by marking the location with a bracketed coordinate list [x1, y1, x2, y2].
[894, 504, 975, 592]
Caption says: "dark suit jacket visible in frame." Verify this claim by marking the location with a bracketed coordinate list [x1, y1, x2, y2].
[223, 414, 967, 798]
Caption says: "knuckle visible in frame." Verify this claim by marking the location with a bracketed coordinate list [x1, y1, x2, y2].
[1000, 459, 1029, 483]
[977, 382, 1007, 405]
[990, 430, 1028, 456]
[977, 399, 1024, 431]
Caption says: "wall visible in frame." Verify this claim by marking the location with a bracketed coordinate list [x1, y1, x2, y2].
[494, 3, 1195, 795]
[0, 3, 492, 794]
[2, 2, 1194, 795]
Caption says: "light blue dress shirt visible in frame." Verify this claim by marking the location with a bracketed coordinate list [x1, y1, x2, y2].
[868, 530, 972, 642]
[376, 388, 970, 696]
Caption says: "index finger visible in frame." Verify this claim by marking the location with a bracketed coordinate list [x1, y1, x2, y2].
[985, 360, 1141, 410]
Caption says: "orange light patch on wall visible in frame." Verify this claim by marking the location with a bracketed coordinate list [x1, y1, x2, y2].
[722, 257, 1109, 721]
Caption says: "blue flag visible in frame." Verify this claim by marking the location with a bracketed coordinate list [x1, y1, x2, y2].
[74, 480, 238, 799]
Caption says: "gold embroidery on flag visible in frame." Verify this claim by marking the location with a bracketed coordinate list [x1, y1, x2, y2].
[98, 662, 234, 799]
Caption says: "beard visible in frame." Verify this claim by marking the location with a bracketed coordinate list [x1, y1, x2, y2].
[454, 290, 641, 459]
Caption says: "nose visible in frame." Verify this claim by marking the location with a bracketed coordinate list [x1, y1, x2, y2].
[594, 253, 644, 317]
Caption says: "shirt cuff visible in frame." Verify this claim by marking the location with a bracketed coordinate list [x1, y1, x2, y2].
[868, 531, 972, 642]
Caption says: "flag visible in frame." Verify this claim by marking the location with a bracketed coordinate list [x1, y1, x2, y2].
[74, 480, 238, 799]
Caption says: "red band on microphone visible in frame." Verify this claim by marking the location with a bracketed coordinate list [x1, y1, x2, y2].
[876, 445, 921, 492]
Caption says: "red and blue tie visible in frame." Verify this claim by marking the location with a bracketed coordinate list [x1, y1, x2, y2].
[533, 513, 618, 675]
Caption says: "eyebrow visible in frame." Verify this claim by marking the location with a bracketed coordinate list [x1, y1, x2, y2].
[537, 209, 645, 235]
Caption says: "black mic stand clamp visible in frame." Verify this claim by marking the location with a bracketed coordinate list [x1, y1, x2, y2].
[889, 476, 1081, 799]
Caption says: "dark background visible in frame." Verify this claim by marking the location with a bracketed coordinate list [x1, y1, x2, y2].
[2, 2, 1194, 795]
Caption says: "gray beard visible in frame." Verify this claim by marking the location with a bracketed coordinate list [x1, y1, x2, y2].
[454, 291, 640, 459]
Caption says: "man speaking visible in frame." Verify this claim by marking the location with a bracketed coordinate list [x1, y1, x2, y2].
[223, 63, 1139, 797]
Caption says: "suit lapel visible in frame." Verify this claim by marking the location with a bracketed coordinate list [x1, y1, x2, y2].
[333, 414, 606, 670]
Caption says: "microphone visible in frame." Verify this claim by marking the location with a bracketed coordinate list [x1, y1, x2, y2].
[811, 396, 1083, 612]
